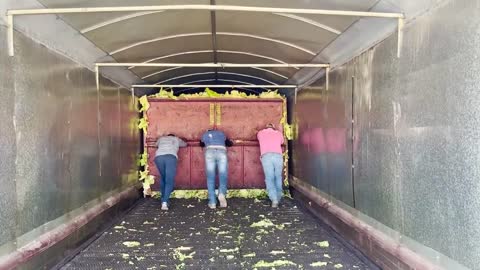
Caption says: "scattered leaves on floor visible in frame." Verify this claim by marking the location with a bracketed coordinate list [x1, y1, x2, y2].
[314, 241, 330, 248]
[253, 260, 296, 268]
[311, 261, 328, 267]
[122, 241, 140, 248]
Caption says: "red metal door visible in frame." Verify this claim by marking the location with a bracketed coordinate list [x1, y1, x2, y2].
[146, 98, 284, 190]
[218, 100, 284, 140]
[218, 100, 283, 187]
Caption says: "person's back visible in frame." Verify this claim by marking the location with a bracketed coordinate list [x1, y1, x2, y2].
[154, 134, 187, 210]
[155, 136, 186, 158]
[257, 124, 284, 208]
[257, 127, 284, 156]
[201, 129, 231, 209]
[201, 130, 227, 148]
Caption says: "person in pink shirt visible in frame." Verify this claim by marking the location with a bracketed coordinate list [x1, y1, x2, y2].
[257, 123, 284, 208]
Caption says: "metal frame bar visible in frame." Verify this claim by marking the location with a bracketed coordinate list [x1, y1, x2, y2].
[152, 71, 277, 85]
[108, 32, 315, 55]
[130, 50, 299, 70]
[81, 11, 164, 33]
[7, 5, 405, 17]
[397, 18, 404, 58]
[96, 63, 330, 68]
[7, 15, 14, 56]
[273, 13, 341, 34]
[95, 62, 328, 90]
[6, 5, 404, 56]
[326, 67, 330, 91]
[79, 11, 341, 35]
[132, 84, 297, 88]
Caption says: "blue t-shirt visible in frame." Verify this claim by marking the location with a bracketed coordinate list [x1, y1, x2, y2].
[201, 130, 226, 147]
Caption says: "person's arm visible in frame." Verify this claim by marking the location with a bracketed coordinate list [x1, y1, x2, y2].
[200, 133, 206, 148]
[177, 137, 187, 147]
[225, 138, 233, 147]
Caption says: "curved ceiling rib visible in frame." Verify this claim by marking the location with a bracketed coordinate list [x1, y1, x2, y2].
[130, 50, 298, 70]
[129, 50, 213, 69]
[109, 32, 315, 55]
[178, 79, 265, 93]
[218, 72, 276, 84]
[273, 13, 341, 34]
[80, 11, 164, 33]
[141, 64, 289, 80]
[79, 10, 340, 35]
[153, 71, 277, 85]
[250, 67, 288, 79]
[155, 71, 215, 84]
[142, 66, 182, 79]
[177, 81, 261, 94]
[137, 50, 298, 80]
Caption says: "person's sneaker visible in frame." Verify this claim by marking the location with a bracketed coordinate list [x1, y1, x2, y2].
[161, 202, 169, 211]
[271, 201, 279, 208]
[208, 203, 217, 209]
[218, 194, 227, 208]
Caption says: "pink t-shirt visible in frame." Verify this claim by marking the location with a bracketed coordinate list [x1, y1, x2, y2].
[257, 128, 284, 156]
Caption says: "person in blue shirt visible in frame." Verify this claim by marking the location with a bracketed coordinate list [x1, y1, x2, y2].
[200, 128, 233, 209]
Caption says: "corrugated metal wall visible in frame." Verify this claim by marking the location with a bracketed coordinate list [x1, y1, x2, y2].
[291, 0, 480, 268]
[0, 25, 140, 257]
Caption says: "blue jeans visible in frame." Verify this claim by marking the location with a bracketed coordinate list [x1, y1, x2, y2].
[205, 148, 228, 204]
[261, 153, 284, 203]
[154, 154, 178, 203]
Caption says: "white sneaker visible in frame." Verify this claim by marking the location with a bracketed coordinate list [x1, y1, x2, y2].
[161, 202, 169, 211]
[208, 203, 217, 209]
[218, 194, 227, 208]
[271, 201, 279, 208]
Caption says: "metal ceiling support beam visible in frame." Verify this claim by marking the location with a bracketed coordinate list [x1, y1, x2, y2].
[78, 11, 341, 36]
[250, 67, 288, 79]
[130, 50, 300, 71]
[397, 18, 404, 58]
[108, 32, 315, 55]
[273, 13, 341, 34]
[95, 62, 328, 89]
[210, 0, 218, 83]
[128, 50, 213, 69]
[133, 84, 297, 88]
[7, 5, 405, 18]
[153, 71, 277, 85]
[181, 79, 259, 87]
[95, 66, 100, 91]
[6, 5, 404, 57]
[156, 71, 216, 84]
[7, 15, 14, 56]
[80, 11, 164, 33]
[142, 67, 183, 79]
[326, 67, 330, 91]
[96, 63, 330, 68]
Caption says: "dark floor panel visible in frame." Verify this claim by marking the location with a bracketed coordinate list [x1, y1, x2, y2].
[60, 198, 379, 270]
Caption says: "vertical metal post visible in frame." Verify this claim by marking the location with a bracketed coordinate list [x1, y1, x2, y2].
[325, 67, 330, 91]
[397, 17, 404, 58]
[294, 87, 298, 104]
[350, 76, 356, 208]
[131, 88, 135, 107]
[7, 15, 14, 56]
[95, 66, 100, 91]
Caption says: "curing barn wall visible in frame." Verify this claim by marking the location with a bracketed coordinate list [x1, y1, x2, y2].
[292, 0, 480, 268]
[0, 24, 140, 259]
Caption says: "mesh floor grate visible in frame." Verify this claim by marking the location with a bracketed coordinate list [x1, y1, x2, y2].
[60, 198, 379, 270]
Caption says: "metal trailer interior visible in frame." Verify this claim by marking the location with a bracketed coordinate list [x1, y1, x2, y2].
[0, 1, 479, 270]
